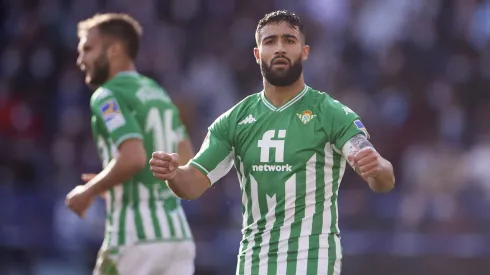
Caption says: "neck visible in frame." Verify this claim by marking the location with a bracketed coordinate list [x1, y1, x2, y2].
[108, 60, 136, 81]
[263, 75, 305, 107]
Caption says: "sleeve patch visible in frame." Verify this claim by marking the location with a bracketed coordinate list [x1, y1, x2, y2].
[100, 98, 125, 132]
[354, 120, 370, 139]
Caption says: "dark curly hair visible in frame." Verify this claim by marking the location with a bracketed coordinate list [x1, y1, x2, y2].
[255, 10, 305, 45]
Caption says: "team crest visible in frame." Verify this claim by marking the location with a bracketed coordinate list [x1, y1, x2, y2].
[296, 110, 316, 124]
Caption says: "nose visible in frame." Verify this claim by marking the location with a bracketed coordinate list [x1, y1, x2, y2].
[274, 41, 286, 55]
[76, 55, 83, 67]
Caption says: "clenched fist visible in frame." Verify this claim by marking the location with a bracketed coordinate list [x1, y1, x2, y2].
[347, 147, 381, 179]
[149, 152, 180, 180]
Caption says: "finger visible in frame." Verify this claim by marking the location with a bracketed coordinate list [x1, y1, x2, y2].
[168, 153, 180, 170]
[356, 154, 377, 166]
[354, 147, 374, 161]
[347, 154, 356, 167]
[361, 166, 380, 178]
[358, 162, 378, 174]
[152, 151, 173, 161]
[150, 159, 171, 169]
[150, 166, 174, 174]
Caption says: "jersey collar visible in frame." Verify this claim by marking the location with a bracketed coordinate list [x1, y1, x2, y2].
[115, 71, 139, 78]
[260, 85, 309, 112]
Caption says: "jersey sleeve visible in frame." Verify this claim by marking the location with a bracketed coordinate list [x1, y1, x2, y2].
[189, 111, 234, 185]
[91, 88, 143, 147]
[325, 99, 370, 151]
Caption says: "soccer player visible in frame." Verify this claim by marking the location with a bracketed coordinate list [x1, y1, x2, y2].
[65, 13, 195, 275]
[150, 10, 395, 275]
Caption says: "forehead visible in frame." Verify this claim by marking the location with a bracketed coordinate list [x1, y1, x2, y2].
[78, 28, 103, 49]
[258, 21, 301, 40]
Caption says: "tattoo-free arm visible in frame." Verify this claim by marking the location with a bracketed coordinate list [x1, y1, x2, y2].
[342, 134, 395, 192]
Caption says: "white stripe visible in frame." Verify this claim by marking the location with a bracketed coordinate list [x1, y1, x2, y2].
[237, 157, 248, 229]
[296, 154, 317, 274]
[137, 184, 156, 240]
[114, 133, 144, 147]
[333, 235, 342, 274]
[170, 210, 183, 238]
[276, 174, 296, 274]
[257, 194, 277, 274]
[153, 186, 171, 239]
[109, 185, 123, 247]
[190, 161, 210, 174]
[125, 201, 137, 245]
[261, 91, 277, 111]
[207, 151, 235, 184]
[318, 143, 334, 274]
[278, 85, 308, 112]
[243, 175, 261, 275]
[177, 207, 192, 238]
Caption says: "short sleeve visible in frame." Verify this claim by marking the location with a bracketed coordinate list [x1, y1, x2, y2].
[189, 112, 234, 185]
[326, 100, 370, 151]
[91, 88, 143, 147]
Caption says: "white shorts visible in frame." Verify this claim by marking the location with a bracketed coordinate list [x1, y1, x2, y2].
[93, 241, 195, 275]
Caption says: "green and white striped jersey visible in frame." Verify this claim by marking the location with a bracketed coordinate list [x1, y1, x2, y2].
[90, 72, 192, 249]
[190, 85, 368, 275]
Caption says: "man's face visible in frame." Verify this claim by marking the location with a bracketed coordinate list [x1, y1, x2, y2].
[77, 28, 110, 88]
[254, 21, 309, 87]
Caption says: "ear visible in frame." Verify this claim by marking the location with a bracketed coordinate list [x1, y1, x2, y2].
[253, 47, 260, 64]
[107, 42, 123, 59]
[302, 45, 310, 62]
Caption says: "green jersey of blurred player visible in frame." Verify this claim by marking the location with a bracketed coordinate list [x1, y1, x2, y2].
[65, 13, 195, 275]
[149, 10, 395, 275]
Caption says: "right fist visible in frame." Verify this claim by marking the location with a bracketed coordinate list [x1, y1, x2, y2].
[150, 152, 180, 180]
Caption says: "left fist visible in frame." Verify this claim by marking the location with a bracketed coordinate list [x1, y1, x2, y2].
[347, 147, 381, 179]
[65, 185, 94, 218]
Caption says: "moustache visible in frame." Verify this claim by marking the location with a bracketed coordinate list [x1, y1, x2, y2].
[271, 56, 291, 65]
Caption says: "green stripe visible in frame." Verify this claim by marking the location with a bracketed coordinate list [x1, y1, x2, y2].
[163, 197, 177, 237]
[118, 185, 129, 245]
[238, 177, 253, 275]
[327, 234, 337, 275]
[148, 185, 162, 239]
[286, 168, 307, 275]
[306, 161, 326, 274]
[266, 196, 286, 274]
[177, 206, 188, 238]
[106, 188, 115, 246]
[330, 153, 341, 233]
[250, 189, 268, 275]
[132, 182, 146, 240]
[327, 152, 341, 274]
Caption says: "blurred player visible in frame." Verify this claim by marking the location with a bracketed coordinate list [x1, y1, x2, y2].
[65, 13, 195, 275]
[150, 10, 396, 275]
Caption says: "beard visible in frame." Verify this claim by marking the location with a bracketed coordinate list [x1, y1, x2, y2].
[87, 52, 110, 88]
[260, 55, 303, 87]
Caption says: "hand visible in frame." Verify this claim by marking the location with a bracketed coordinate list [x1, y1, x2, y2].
[65, 185, 95, 218]
[81, 173, 106, 199]
[347, 147, 381, 179]
[149, 152, 180, 180]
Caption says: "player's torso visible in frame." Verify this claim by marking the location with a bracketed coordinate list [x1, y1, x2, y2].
[233, 88, 328, 206]
[92, 74, 180, 186]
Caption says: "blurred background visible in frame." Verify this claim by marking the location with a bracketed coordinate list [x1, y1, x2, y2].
[1, 0, 490, 274]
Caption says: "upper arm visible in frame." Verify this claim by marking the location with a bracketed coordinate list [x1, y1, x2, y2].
[324, 99, 370, 151]
[92, 88, 143, 147]
[189, 112, 234, 185]
[118, 138, 147, 169]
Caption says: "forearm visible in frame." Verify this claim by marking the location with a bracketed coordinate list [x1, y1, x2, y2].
[366, 157, 395, 192]
[167, 165, 210, 200]
[85, 158, 142, 196]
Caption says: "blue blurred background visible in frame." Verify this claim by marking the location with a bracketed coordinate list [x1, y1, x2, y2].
[1, 0, 490, 274]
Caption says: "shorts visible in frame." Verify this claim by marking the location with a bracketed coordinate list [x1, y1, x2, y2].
[93, 241, 195, 275]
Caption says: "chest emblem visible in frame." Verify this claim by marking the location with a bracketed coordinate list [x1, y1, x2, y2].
[296, 110, 317, 124]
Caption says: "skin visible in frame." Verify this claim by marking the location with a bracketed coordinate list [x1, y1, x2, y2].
[65, 27, 195, 218]
[149, 21, 394, 199]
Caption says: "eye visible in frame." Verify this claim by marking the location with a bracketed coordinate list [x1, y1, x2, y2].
[286, 39, 295, 44]
[264, 40, 273, 45]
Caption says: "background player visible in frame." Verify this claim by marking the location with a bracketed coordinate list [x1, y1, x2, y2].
[65, 13, 195, 275]
[150, 10, 395, 275]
